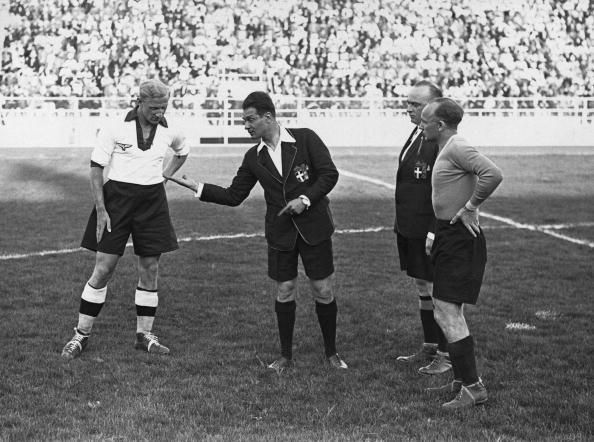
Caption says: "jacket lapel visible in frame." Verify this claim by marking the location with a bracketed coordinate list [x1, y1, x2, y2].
[399, 129, 415, 162]
[402, 131, 423, 163]
[257, 147, 283, 182]
[281, 142, 297, 182]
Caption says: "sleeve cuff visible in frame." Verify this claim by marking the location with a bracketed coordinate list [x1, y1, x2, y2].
[194, 182, 204, 198]
[464, 201, 479, 211]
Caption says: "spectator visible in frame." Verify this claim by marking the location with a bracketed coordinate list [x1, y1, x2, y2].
[1, 0, 592, 101]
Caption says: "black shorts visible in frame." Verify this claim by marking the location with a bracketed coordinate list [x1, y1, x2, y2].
[81, 180, 179, 256]
[268, 236, 334, 282]
[431, 220, 487, 305]
[396, 232, 433, 281]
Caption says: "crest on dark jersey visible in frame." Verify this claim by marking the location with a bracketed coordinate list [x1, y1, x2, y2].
[293, 163, 310, 182]
[115, 142, 133, 151]
[413, 160, 430, 180]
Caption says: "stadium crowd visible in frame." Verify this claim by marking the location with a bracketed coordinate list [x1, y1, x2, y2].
[1, 0, 592, 104]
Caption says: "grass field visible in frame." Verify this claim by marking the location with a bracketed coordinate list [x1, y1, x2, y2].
[0, 145, 593, 441]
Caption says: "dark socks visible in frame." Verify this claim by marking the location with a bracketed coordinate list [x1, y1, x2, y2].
[275, 300, 296, 359]
[420, 301, 440, 344]
[79, 298, 103, 318]
[316, 300, 337, 357]
[437, 326, 448, 353]
[448, 335, 479, 385]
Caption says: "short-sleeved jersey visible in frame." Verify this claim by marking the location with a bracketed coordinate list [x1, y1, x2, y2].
[91, 109, 189, 185]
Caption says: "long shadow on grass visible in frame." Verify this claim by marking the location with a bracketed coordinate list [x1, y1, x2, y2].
[1, 163, 93, 253]
[7, 162, 92, 200]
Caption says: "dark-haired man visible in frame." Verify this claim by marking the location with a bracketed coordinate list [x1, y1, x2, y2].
[393, 80, 451, 376]
[420, 97, 502, 409]
[166, 91, 347, 371]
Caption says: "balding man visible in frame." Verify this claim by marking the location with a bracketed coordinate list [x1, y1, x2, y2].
[420, 98, 503, 409]
[394, 80, 451, 377]
[61, 79, 189, 360]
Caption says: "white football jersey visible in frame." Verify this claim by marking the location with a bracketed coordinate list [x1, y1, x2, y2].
[92, 112, 189, 185]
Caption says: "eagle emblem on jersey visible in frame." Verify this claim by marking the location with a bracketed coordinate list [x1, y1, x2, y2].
[115, 142, 133, 151]
[293, 163, 310, 182]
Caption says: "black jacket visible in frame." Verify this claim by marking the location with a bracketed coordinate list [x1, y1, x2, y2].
[201, 128, 338, 251]
[394, 129, 438, 238]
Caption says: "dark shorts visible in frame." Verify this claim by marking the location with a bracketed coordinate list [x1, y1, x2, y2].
[268, 236, 334, 282]
[396, 232, 433, 281]
[431, 220, 487, 305]
[81, 180, 179, 256]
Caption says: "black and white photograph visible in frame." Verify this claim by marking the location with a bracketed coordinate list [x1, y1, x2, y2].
[0, 0, 592, 440]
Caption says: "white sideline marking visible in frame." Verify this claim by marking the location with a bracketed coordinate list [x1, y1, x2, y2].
[2, 220, 590, 261]
[2, 169, 593, 260]
[0, 227, 391, 261]
[339, 169, 594, 249]
[538, 222, 594, 229]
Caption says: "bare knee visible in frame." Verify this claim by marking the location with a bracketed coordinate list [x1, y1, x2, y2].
[276, 279, 297, 303]
[310, 276, 334, 304]
[89, 254, 119, 287]
[433, 300, 468, 342]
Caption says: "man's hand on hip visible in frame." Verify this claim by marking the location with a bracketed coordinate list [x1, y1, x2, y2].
[450, 206, 480, 237]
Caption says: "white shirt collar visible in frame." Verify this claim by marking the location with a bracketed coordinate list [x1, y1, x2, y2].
[257, 126, 296, 153]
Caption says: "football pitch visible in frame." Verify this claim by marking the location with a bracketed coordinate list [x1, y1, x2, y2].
[0, 146, 592, 441]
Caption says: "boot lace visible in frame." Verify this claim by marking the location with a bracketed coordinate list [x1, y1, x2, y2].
[64, 332, 86, 352]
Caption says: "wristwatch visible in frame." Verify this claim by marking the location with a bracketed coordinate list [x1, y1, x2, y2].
[299, 195, 311, 209]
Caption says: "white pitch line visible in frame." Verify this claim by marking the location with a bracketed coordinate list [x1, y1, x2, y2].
[339, 168, 594, 249]
[538, 221, 594, 229]
[0, 226, 392, 261]
[0, 247, 83, 260]
[2, 170, 593, 260]
[2, 220, 589, 262]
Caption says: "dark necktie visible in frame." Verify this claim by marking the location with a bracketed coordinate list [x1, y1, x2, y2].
[258, 148, 281, 178]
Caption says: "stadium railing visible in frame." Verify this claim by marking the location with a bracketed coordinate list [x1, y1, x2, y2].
[0, 96, 592, 148]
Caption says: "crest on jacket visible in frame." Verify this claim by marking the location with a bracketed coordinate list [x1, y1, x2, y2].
[293, 163, 310, 182]
[413, 160, 430, 180]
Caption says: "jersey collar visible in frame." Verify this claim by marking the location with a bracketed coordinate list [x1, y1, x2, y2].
[124, 107, 168, 128]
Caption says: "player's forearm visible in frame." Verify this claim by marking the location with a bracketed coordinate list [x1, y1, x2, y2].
[461, 147, 503, 208]
[163, 154, 188, 179]
[89, 167, 106, 212]
[471, 165, 503, 207]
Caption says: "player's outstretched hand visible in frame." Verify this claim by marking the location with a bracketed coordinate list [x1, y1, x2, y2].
[163, 174, 198, 192]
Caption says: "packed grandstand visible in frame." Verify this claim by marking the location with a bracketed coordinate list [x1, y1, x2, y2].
[1, 0, 592, 108]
